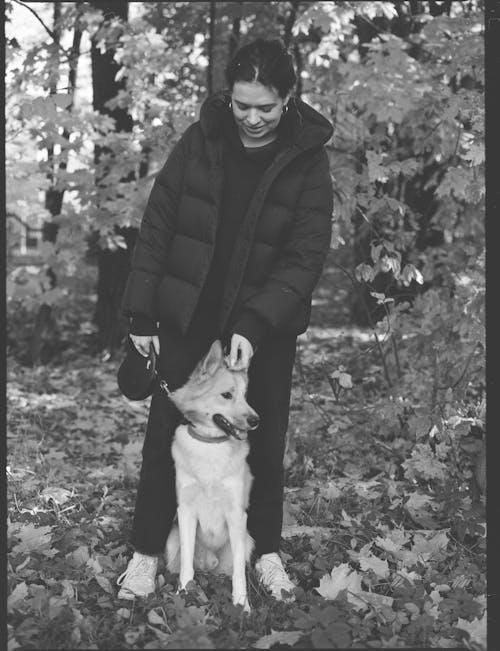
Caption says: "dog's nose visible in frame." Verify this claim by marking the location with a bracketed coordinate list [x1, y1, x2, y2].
[247, 414, 260, 429]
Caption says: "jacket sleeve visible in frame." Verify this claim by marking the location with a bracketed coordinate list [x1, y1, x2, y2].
[121, 128, 192, 322]
[231, 148, 333, 345]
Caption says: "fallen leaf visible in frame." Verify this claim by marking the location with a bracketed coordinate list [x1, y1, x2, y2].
[282, 500, 298, 526]
[253, 629, 302, 649]
[282, 525, 332, 539]
[117, 608, 131, 619]
[411, 531, 449, 561]
[147, 609, 167, 627]
[66, 545, 90, 567]
[321, 481, 342, 500]
[95, 575, 113, 594]
[40, 486, 72, 505]
[86, 557, 103, 574]
[393, 569, 420, 586]
[352, 479, 381, 498]
[11, 523, 53, 554]
[359, 553, 390, 579]
[455, 614, 487, 648]
[355, 591, 394, 611]
[48, 595, 67, 620]
[8, 581, 28, 612]
[316, 563, 365, 609]
[349, 543, 390, 579]
[60, 579, 76, 600]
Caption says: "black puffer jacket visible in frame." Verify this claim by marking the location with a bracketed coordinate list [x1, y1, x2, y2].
[121, 92, 333, 339]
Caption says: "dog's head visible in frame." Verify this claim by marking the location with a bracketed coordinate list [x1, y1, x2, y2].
[170, 340, 260, 439]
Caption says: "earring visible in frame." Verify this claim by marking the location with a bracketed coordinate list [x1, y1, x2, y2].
[282, 103, 288, 114]
[228, 99, 232, 110]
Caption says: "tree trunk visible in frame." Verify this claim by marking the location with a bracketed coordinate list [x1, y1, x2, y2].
[90, 0, 135, 354]
[207, 0, 216, 95]
[283, 1, 300, 49]
[293, 41, 303, 97]
[30, 2, 83, 365]
[207, 1, 232, 94]
[228, 5, 241, 59]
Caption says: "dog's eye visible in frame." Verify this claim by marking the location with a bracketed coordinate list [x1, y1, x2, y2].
[221, 392, 233, 400]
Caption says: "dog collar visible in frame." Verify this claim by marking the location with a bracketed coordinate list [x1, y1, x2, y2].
[186, 425, 231, 444]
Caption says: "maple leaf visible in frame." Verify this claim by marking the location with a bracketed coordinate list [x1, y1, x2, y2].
[86, 557, 103, 574]
[349, 543, 390, 579]
[8, 581, 28, 612]
[40, 486, 72, 506]
[253, 629, 302, 649]
[455, 614, 487, 648]
[321, 481, 342, 500]
[65, 545, 90, 568]
[402, 444, 448, 481]
[352, 479, 382, 499]
[316, 563, 365, 609]
[375, 528, 412, 558]
[10, 523, 53, 555]
[405, 492, 441, 528]
[411, 531, 449, 560]
[359, 592, 394, 610]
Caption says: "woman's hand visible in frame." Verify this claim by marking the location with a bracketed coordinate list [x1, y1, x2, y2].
[130, 334, 160, 357]
[227, 334, 254, 370]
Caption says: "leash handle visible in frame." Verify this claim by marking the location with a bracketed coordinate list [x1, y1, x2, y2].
[159, 379, 171, 396]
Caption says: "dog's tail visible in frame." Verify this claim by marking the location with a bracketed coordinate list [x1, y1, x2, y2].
[165, 525, 181, 573]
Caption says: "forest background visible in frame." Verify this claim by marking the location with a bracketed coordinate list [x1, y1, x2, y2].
[6, 1, 488, 650]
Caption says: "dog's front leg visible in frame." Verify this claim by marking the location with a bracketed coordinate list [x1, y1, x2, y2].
[227, 511, 250, 612]
[177, 505, 197, 591]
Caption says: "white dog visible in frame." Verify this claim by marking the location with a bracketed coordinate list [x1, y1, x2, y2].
[165, 340, 259, 611]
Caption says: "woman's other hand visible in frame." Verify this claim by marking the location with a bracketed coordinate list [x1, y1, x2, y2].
[228, 334, 254, 370]
[130, 335, 160, 357]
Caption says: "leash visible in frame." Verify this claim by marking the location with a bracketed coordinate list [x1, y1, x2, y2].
[158, 379, 243, 444]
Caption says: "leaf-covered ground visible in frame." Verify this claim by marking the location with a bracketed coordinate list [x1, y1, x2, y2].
[7, 258, 486, 650]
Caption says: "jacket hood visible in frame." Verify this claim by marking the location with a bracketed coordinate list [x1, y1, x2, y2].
[199, 91, 333, 151]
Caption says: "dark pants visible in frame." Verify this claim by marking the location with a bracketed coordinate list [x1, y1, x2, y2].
[130, 322, 296, 558]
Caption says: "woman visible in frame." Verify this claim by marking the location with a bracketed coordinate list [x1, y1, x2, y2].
[117, 37, 333, 602]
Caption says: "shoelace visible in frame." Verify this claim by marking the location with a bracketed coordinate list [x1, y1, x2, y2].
[117, 556, 156, 586]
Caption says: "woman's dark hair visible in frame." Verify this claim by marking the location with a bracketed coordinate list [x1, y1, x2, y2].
[225, 38, 296, 98]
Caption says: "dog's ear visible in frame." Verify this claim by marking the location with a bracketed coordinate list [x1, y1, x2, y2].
[200, 340, 224, 376]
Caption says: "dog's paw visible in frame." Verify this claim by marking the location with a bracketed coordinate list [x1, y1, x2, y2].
[176, 579, 197, 594]
[232, 594, 250, 613]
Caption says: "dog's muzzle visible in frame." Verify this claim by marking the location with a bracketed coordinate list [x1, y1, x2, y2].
[212, 414, 258, 440]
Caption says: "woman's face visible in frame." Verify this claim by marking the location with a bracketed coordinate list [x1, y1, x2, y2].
[231, 81, 289, 144]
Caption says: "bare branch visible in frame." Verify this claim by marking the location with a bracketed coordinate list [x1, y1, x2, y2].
[7, 212, 44, 232]
[328, 259, 393, 387]
[12, 0, 71, 58]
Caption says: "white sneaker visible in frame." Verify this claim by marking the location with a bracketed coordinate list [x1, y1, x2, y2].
[255, 552, 296, 602]
[117, 552, 158, 600]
